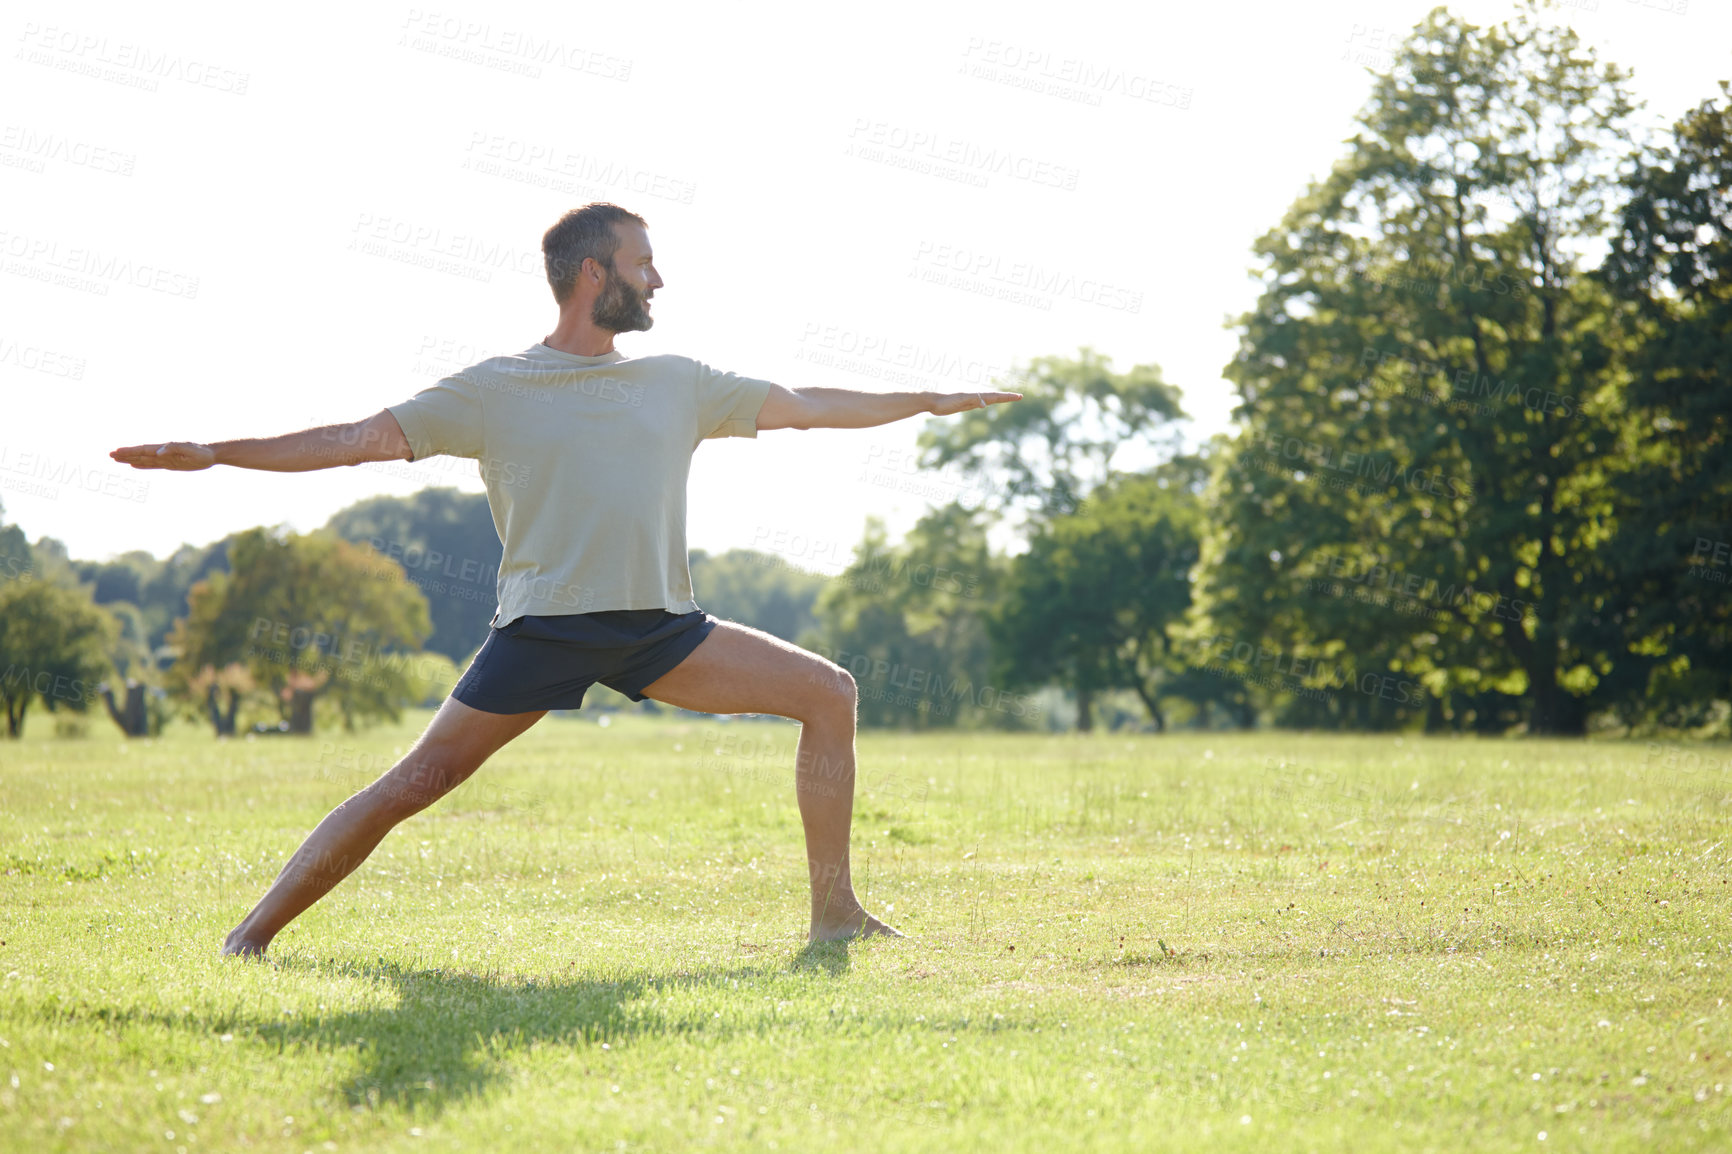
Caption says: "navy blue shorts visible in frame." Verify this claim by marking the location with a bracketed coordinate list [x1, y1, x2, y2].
[452, 609, 718, 714]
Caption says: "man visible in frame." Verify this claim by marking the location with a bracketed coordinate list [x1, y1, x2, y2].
[110, 202, 1021, 956]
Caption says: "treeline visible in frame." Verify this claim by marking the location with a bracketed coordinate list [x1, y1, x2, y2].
[3, 6, 1727, 739]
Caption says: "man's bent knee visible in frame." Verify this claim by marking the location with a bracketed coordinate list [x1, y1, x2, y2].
[830, 666, 858, 714]
[799, 661, 857, 725]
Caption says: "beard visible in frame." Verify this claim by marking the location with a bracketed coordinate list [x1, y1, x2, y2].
[591, 262, 654, 332]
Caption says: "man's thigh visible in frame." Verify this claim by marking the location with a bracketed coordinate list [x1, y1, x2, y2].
[634, 621, 847, 718]
[369, 695, 546, 811]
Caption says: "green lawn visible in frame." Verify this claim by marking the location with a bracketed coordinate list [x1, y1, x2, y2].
[1, 711, 1728, 1152]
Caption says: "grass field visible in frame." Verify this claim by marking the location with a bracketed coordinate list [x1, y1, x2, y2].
[1, 710, 1729, 1152]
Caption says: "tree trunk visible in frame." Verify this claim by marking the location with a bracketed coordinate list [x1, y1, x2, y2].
[102, 682, 150, 737]
[287, 687, 317, 734]
[1528, 680, 1588, 736]
[1075, 686, 1094, 733]
[4, 694, 22, 738]
[206, 684, 241, 736]
[1521, 629, 1588, 735]
[1424, 693, 1447, 734]
[1132, 683, 1166, 732]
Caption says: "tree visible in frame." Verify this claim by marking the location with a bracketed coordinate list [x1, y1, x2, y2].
[325, 488, 502, 663]
[805, 506, 1019, 730]
[1194, 3, 1643, 733]
[0, 578, 114, 738]
[168, 528, 433, 734]
[992, 461, 1205, 731]
[1598, 82, 1732, 730]
[688, 549, 827, 643]
[0, 499, 31, 587]
[97, 600, 167, 737]
[917, 346, 1185, 522]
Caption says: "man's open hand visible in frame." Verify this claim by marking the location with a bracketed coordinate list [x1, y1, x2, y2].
[110, 442, 217, 471]
[930, 390, 1023, 416]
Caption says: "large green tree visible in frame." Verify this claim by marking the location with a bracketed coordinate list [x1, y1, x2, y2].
[0, 578, 114, 738]
[689, 548, 827, 643]
[169, 528, 433, 734]
[1598, 82, 1732, 729]
[992, 460, 1207, 731]
[917, 346, 1185, 522]
[0, 499, 32, 587]
[325, 488, 501, 664]
[1194, 3, 1643, 733]
[804, 506, 1021, 729]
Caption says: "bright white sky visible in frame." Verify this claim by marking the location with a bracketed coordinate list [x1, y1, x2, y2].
[3, 0, 1725, 571]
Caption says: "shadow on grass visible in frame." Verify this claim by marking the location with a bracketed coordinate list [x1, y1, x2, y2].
[245, 943, 862, 1116]
[28, 941, 868, 1122]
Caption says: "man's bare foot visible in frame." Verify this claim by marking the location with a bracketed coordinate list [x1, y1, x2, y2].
[222, 928, 271, 959]
[809, 901, 905, 943]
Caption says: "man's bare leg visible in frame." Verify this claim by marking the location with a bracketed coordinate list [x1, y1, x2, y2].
[222, 696, 546, 957]
[639, 621, 900, 942]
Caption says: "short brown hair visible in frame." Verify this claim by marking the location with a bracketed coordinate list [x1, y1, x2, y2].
[542, 203, 648, 305]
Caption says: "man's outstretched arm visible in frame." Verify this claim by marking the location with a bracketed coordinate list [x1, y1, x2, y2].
[755, 385, 1021, 431]
[109, 410, 413, 472]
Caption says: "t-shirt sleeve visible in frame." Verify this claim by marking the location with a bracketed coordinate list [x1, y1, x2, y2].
[693, 360, 774, 440]
[386, 373, 485, 461]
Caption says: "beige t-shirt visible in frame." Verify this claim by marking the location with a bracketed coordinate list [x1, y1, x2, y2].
[386, 343, 773, 626]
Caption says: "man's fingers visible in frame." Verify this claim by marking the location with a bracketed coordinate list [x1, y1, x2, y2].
[934, 391, 1023, 415]
[109, 444, 166, 468]
[109, 442, 213, 470]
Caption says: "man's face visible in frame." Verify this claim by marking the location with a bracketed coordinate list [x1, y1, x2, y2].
[591, 222, 663, 333]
